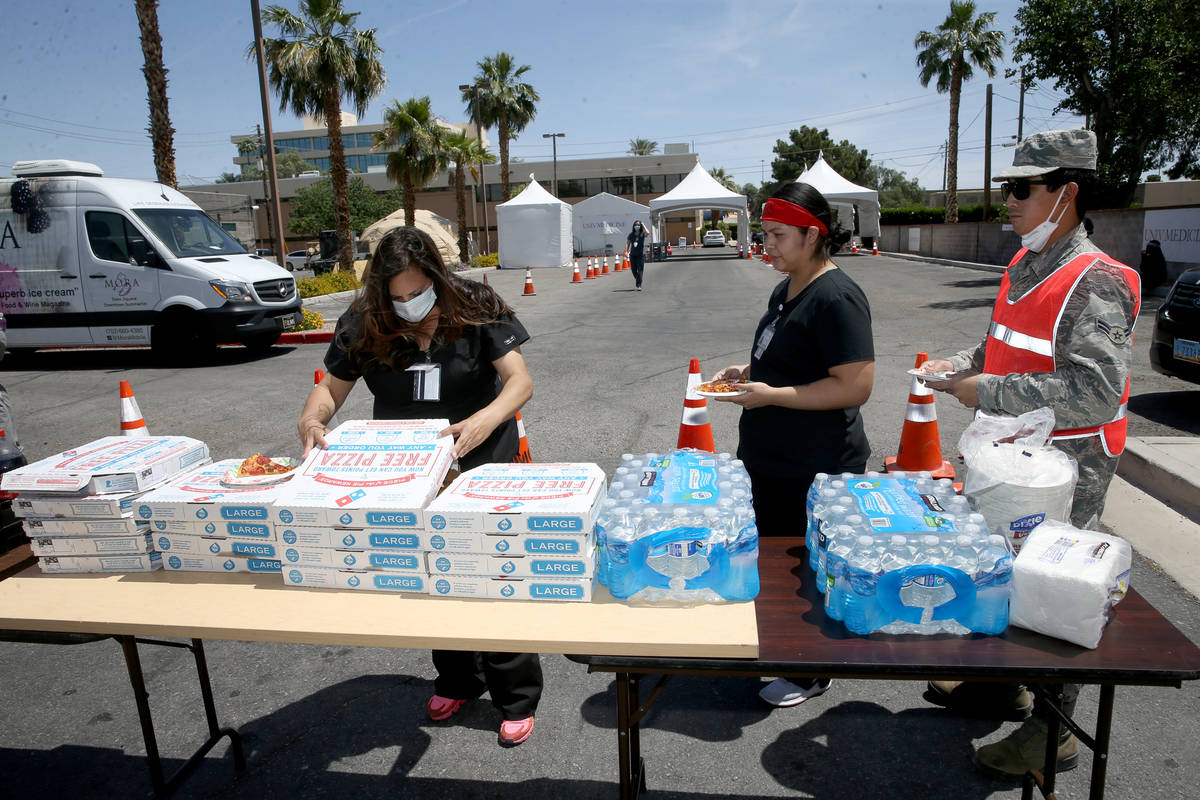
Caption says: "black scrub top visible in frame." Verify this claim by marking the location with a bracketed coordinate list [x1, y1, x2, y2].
[324, 307, 530, 470]
[738, 269, 874, 477]
[627, 229, 646, 258]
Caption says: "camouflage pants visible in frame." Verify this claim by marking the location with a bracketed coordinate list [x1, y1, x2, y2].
[1052, 435, 1120, 531]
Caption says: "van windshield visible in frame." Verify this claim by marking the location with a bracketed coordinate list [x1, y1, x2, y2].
[133, 209, 247, 258]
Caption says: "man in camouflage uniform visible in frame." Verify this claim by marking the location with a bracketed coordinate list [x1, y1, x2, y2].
[921, 129, 1141, 779]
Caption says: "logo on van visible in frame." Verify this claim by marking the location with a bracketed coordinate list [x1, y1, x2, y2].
[106, 273, 140, 297]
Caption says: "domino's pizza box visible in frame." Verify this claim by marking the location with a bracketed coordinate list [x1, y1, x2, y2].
[424, 529, 593, 556]
[154, 533, 279, 560]
[29, 533, 155, 557]
[148, 518, 277, 541]
[424, 463, 606, 535]
[38, 552, 162, 574]
[162, 553, 281, 573]
[136, 460, 293, 524]
[23, 516, 149, 536]
[280, 545, 425, 572]
[1, 436, 210, 495]
[276, 525, 426, 552]
[282, 565, 428, 594]
[13, 489, 148, 520]
[426, 548, 595, 579]
[427, 574, 594, 602]
[272, 419, 454, 527]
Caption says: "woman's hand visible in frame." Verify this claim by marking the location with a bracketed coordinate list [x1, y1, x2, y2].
[722, 381, 774, 409]
[935, 372, 981, 408]
[440, 414, 497, 461]
[713, 364, 749, 382]
[299, 420, 329, 457]
[918, 358, 955, 374]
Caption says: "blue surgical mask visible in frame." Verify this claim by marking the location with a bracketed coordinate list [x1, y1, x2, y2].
[392, 284, 437, 322]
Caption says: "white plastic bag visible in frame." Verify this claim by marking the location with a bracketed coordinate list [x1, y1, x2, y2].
[1010, 520, 1132, 648]
[959, 409, 1078, 552]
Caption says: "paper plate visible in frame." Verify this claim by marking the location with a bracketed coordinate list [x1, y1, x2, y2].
[694, 387, 748, 398]
[221, 456, 301, 486]
[907, 368, 956, 383]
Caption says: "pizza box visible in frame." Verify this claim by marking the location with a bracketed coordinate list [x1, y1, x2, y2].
[162, 553, 281, 573]
[38, 552, 162, 573]
[424, 463, 605, 535]
[136, 460, 294, 523]
[427, 574, 594, 602]
[22, 516, 149, 536]
[154, 533, 279, 559]
[1, 436, 210, 495]
[13, 489, 149, 520]
[424, 529, 594, 556]
[28, 533, 155, 557]
[282, 565, 428, 594]
[148, 518, 277, 540]
[276, 525, 425, 551]
[272, 419, 454, 528]
[280, 545, 425, 572]
[426, 548, 595, 579]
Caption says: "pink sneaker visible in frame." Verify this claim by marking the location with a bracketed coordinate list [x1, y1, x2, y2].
[498, 716, 534, 747]
[426, 695, 466, 721]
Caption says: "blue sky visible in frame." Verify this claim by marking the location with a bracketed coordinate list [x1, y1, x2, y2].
[1, 0, 1084, 191]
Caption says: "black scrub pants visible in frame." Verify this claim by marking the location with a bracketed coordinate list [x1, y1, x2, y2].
[630, 253, 645, 288]
[432, 650, 543, 720]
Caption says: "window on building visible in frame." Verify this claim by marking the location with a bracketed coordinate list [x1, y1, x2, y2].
[584, 178, 604, 196]
[312, 157, 331, 171]
[486, 183, 504, 202]
[361, 153, 389, 169]
[277, 137, 312, 152]
[558, 179, 585, 197]
[664, 173, 683, 192]
[608, 176, 633, 195]
[311, 136, 329, 151]
[356, 133, 376, 148]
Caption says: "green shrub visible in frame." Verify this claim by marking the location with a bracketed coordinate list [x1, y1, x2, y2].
[471, 253, 499, 268]
[285, 308, 324, 332]
[880, 204, 1008, 225]
[297, 271, 361, 298]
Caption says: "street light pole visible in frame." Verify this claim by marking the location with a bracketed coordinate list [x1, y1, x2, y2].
[542, 132, 564, 197]
[460, 82, 490, 253]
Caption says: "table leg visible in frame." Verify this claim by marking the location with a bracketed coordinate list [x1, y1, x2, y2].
[615, 672, 646, 800]
[1088, 685, 1115, 800]
[1021, 683, 1116, 800]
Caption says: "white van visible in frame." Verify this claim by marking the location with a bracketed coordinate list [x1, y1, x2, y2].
[0, 159, 302, 355]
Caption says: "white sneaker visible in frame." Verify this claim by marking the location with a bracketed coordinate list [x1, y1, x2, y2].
[758, 677, 833, 707]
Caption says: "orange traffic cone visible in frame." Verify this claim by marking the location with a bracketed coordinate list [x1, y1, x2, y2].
[851, 240, 859, 254]
[601, 255, 610, 276]
[623, 252, 630, 271]
[763, 252, 772, 264]
[884, 352, 955, 479]
[512, 411, 533, 463]
[570, 259, 583, 283]
[119, 380, 149, 438]
[872, 240, 879, 255]
[522, 267, 536, 296]
[676, 358, 716, 452]
[314, 369, 324, 386]
[585, 257, 595, 279]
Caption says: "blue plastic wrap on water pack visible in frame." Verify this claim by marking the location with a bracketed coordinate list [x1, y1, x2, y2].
[596, 449, 759, 605]
[808, 472, 1012, 635]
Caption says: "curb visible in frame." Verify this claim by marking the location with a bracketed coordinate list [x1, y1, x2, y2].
[878, 251, 1007, 274]
[1117, 437, 1200, 523]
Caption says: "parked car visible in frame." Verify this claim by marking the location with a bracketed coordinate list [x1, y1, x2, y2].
[285, 250, 309, 271]
[703, 230, 726, 247]
[254, 248, 274, 258]
[1150, 268, 1200, 384]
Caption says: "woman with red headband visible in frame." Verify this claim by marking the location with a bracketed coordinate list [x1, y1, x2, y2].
[713, 181, 875, 708]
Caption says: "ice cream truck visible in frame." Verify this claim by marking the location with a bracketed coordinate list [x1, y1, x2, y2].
[0, 159, 302, 356]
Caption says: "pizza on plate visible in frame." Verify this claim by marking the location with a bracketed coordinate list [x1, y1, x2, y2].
[696, 379, 746, 393]
[236, 453, 296, 477]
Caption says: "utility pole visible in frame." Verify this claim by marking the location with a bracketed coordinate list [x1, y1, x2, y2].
[255, 125, 272, 247]
[984, 83, 993, 222]
[542, 132, 564, 197]
[461, 82, 490, 253]
[251, 0, 286, 263]
[1017, 66, 1025, 142]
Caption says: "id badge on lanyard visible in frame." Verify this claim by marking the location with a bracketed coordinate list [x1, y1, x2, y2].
[754, 316, 778, 360]
[407, 356, 441, 402]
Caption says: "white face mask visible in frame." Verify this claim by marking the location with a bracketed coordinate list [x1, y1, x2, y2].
[392, 284, 437, 322]
[1020, 186, 1069, 253]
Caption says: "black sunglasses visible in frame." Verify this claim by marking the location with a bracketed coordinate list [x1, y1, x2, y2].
[1000, 179, 1050, 201]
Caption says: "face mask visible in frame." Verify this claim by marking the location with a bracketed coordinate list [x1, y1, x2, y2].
[1019, 187, 1069, 253]
[634, 226, 642, 233]
[392, 284, 437, 322]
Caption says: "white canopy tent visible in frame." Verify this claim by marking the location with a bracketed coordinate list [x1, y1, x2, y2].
[649, 162, 749, 251]
[496, 177, 573, 269]
[571, 192, 650, 257]
[796, 155, 880, 238]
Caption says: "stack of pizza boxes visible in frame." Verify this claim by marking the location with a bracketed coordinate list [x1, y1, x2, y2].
[136, 459, 291, 574]
[421, 462, 606, 602]
[0, 436, 211, 573]
[275, 419, 455, 593]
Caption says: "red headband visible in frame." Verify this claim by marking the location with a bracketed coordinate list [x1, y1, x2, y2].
[761, 198, 828, 236]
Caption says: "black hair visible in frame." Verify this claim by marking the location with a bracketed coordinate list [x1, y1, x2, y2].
[1043, 168, 1096, 218]
[767, 182, 853, 255]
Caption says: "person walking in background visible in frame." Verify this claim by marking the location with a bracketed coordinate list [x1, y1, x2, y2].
[712, 182, 874, 709]
[919, 129, 1140, 778]
[1140, 239, 1167, 294]
[627, 219, 647, 290]
[296, 227, 542, 748]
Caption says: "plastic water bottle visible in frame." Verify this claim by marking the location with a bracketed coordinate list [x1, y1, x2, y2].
[594, 498, 622, 586]
[843, 535, 881, 634]
[823, 525, 857, 618]
[805, 472, 831, 538]
[647, 507, 709, 581]
[808, 487, 839, 567]
[973, 534, 1013, 634]
[814, 504, 851, 593]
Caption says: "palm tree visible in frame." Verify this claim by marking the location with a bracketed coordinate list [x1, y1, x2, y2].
[709, 166, 738, 231]
[915, 1, 1004, 224]
[444, 130, 496, 264]
[258, 0, 385, 272]
[374, 96, 447, 229]
[628, 138, 658, 156]
[135, 0, 177, 188]
[464, 52, 539, 201]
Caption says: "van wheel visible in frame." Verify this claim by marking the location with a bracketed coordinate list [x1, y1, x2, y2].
[241, 332, 281, 354]
[152, 311, 215, 364]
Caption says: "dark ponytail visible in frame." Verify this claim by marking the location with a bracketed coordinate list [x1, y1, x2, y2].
[769, 182, 852, 256]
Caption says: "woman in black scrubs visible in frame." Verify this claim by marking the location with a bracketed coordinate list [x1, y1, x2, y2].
[713, 182, 874, 708]
[297, 227, 540, 747]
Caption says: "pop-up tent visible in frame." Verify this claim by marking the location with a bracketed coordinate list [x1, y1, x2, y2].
[496, 177, 573, 268]
[796, 155, 880, 238]
[649, 162, 749, 252]
[571, 192, 650, 257]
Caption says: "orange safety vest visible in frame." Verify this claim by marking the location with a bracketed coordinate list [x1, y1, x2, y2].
[982, 248, 1141, 457]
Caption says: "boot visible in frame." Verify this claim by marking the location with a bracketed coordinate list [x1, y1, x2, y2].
[924, 680, 1033, 721]
[973, 716, 1079, 779]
